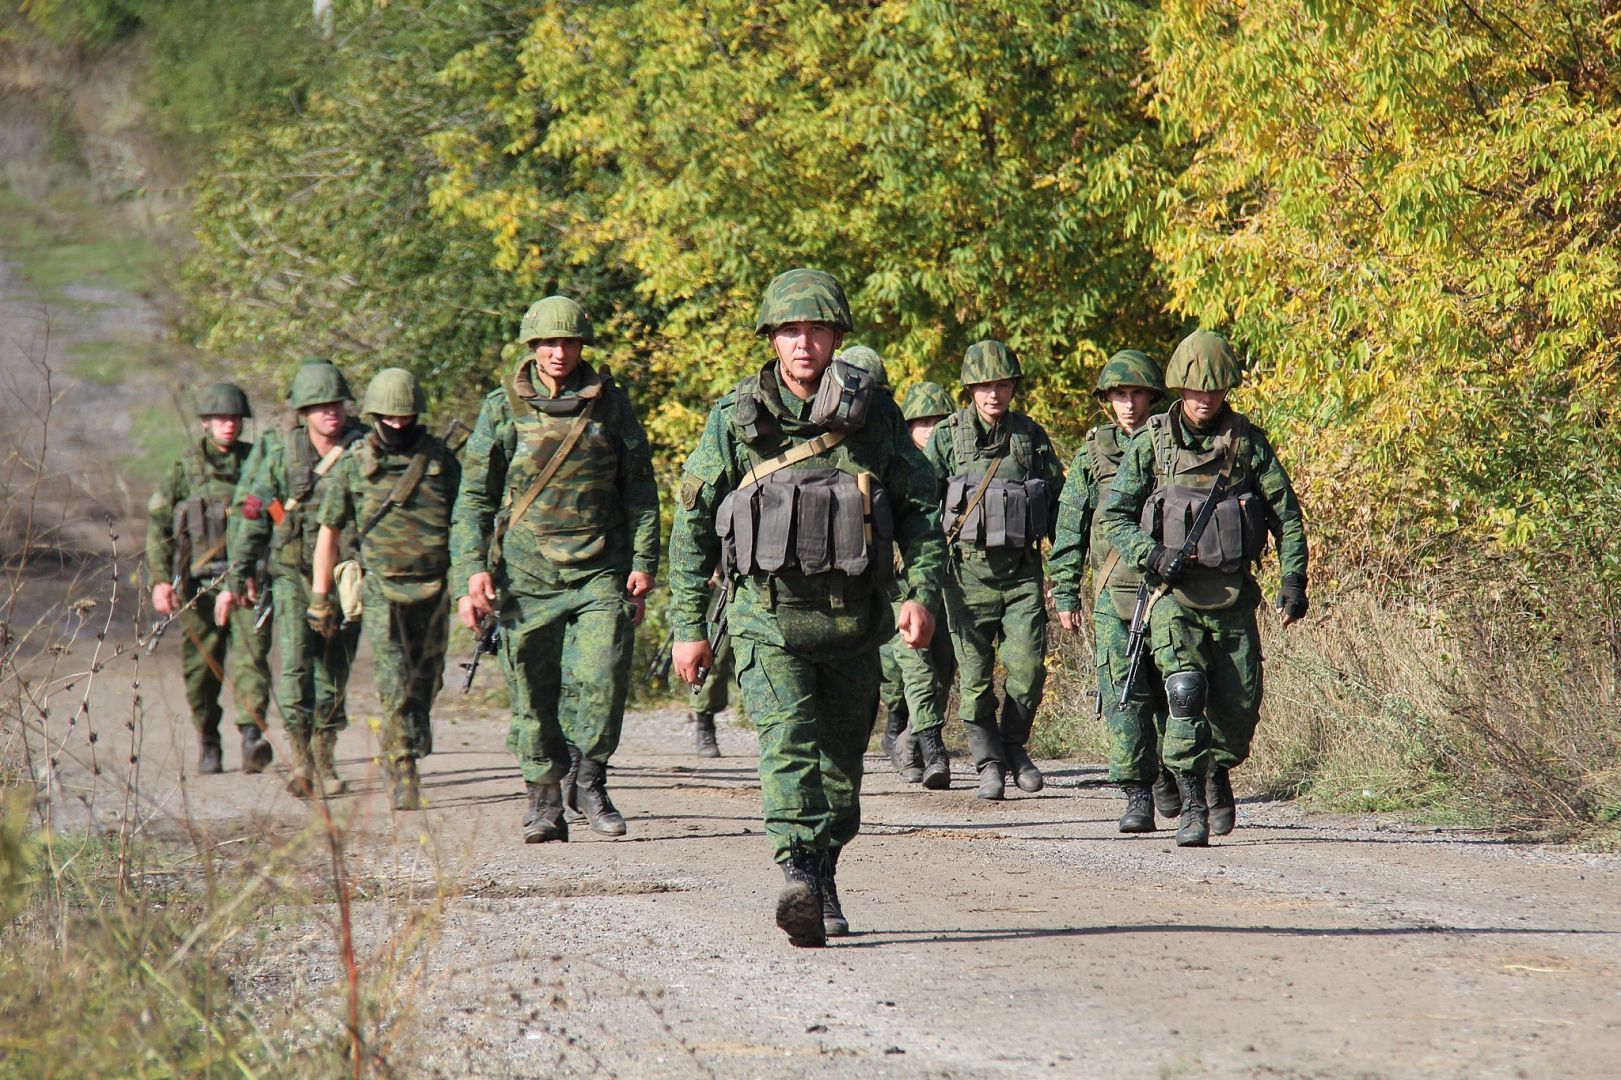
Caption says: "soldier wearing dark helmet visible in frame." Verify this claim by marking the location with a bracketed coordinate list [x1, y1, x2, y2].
[1050, 350, 1178, 832]
[922, 341, 1065, 801]
[1097, 330, 1309, 846]
[450, 296, 660, 843]
[145, 381, 272, 775]
[220, 361, 367, 797]
[667, 268, 946, 947]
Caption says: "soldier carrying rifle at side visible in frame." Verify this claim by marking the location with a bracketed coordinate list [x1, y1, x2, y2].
[146, 381, 272, 775]
[652, 574, 732, 758]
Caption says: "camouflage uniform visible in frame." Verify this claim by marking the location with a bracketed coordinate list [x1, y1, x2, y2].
[146, 385, 271, 769]
[668, 269, 945, 945]
[228, 366, 366, 747]
[1097, 330, 1309, 845]
[1050, 350, 1176, 830]
[318, 374, 461, 772]
[448, 299, 659, 833]
[923, 342, 1064, 798]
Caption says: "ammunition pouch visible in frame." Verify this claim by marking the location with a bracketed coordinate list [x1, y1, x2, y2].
[942, 476, 1050, 550]
[808, 358, 876, 434]
[173, 494, 229, 580]
[716, 467, 893, 580]
[1140, 484, 1268, 575]
[334, 560, 365, 620]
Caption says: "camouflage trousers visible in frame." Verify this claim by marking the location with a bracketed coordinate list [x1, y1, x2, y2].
[272, 574, 359, 737]
[361, 575, 449, 765]
[944, 561, 1047, 733]
[176, 588, 270, 734]
[734, 635, 880, 862]
[1149, 591, 1263, 773]
[878, 597, 954, 734]
[689, 631, 734, 715]
[500, 569, 634, 783]
[1094, 590, 1169, 784]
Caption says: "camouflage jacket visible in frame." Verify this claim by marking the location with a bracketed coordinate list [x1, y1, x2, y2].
[668, 362, 945, 650]
[146, 437, 251, 592]
[1097, 402, 1307, 611]
[1050, 422, 1147, 615]
[319, 426, 461, 590]
[227, 416, 366, 590]
[448, 361, 659, 597]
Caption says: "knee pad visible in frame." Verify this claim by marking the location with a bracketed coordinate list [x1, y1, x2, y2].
[1164, 671, 1208, 719]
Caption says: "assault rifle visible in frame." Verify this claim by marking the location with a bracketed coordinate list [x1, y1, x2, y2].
[460, 613, 501, 693]
[1118, 473, 1233, 708]
[690, 584, 730, 692]
[145, 568, 230, 655]
[646, 629, 675, 684]
[251, 564, 273, 633]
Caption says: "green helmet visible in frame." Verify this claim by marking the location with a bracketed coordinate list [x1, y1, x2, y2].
[1093, 349, 1165, 401]
[287, 361, 353, 409]
[960, 339, 1021, 385]
[838, 345, 887, 389]
[1166, 330, 1243, 391]
[362, 368, 426, 418]
[519, 295, 595, 346]
[900, 381, 954, 422]
[754, 268, 852, 334]
[195, 381, 252, 418]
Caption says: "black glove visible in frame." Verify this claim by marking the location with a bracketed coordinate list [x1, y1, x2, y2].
[1147, 544, 1186, 585]
[1276, 573, 1308, 620]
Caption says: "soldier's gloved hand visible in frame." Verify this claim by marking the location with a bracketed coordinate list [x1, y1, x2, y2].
[1147, 544, 1187, 585]
[1276, 573, 1308, 625]
[306, 592, 339, 637]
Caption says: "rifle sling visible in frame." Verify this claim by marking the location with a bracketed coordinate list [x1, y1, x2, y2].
[285, 442, 348, 513]
[738, 429, 849, 489]
[944, 448, 1006, 547]
[359, 444, 434, 539]
[508, 395, 600, 530]
[1092, 548, 1122, 607]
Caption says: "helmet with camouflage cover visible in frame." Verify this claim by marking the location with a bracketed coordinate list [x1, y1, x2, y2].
[900, 381, 954, 422]
[1093, 349, 1165, 401]
[519, 295, 594, 346]
[362, 368, 426, 418]
[195, 381, 252, 418]
[754, 268, 852, 334]
[837, 345, 887, 389]
[1166, 330, 1243, 391]
[959, 339, 1021, 385]
[287, 361, 353, 409]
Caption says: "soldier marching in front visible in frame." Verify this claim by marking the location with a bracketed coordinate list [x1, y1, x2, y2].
[218, 361, 367, 797]
[1097, 330, 1309, 846]
[309, 369, 461, 810]
[1050, 350, 1178, 832]
[923, 342, 1065, 800]
[450, 296, 660, 842]
[146, 382, 272, 775]
[667, 269, 945, 947]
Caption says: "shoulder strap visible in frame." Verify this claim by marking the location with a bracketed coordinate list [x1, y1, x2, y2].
[508, 395, 601, 528]
[943, 444, 1006, 546]
[285, 441, 349, 513]
[1092, 548, 1122, 606]
[737, 429, 848, 489]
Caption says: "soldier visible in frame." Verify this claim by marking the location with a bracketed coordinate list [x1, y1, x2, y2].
[308, 369, 461, 811]
[879, 380, 958, 786]
[450, 296, 660, 842]
[145, 381, 272, 774]
[217, 362, 367, 796]
[667, 268, 946, 947]
[1050, 350, 1177, 832]
[1097, 330, 1309, 846]
[924, 342, 1065, 800]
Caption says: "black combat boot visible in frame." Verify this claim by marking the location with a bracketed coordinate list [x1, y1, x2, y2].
[915, 726, 951, 790]
[1206, 764, 1236, 836]
[694, 712, 721, 758]
[198, 726, 223, 775]
[820, 847, 849, 937]
[881, 708, 905, 758]
[775, 849, 826, 948]
[885, 709, 923, 783]
[999, 697, 1044, 792]
[391, 758, 421, 811]
[522, 781, 568, 843]
[313, 729, 347, 795]
[964, 720, 1004, 800]
[240, 724, 273, 774]
[284, 730, 315, 798]
[575, 756, 627, 837]
[1174, 770, 1210, 847]
[1152, 765, 1182, 819]
[1118, 785, 1155, 833]
[561, 745, 585, 823]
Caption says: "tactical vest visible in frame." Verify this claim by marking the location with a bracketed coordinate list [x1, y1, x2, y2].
[275, 418, 364, 577]
[502, 361, 621, 566]
[1139, 407, 1269, 609]
[940, 409, 1049, 550]
[172, 441, 245, 581]
[352, 431, 454, 598]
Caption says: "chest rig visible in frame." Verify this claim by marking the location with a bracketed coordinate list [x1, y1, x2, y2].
[173, 440, 247, 580]
[940, 409, 1050, 551]
[1140, 406, 1269, 577]
[277, 416, 364, 575]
